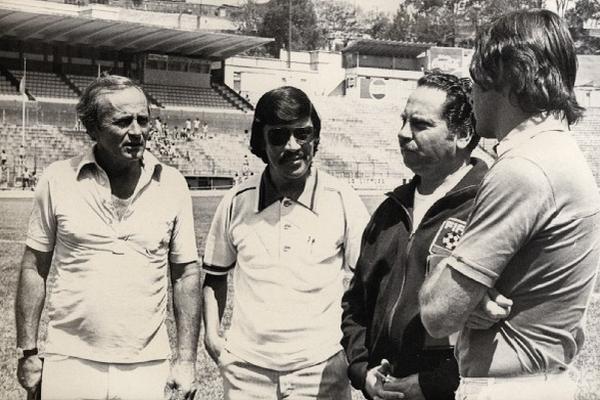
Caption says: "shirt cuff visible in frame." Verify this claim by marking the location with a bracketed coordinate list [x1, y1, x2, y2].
[25, 237, 54, 253]
[169, 251, 199, 265]
[446, 255, 498, 288]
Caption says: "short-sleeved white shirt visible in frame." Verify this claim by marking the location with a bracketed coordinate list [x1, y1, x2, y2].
[26, 148, 198, 363]
[203, 167, 369, 370]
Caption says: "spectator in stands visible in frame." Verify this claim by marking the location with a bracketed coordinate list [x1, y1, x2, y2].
[173, 126, 180, 140]
[21, 167, 31, 190]
[1, 148, 7, 166]
[342, 72, 505, 400]
[18, 144, 25, 165]
[15, 74, 201, 400]
[202, 121, 208, 139]
[193, 117, 200, 136]
[29, 170, 37, 190]
[202, 86, 369, 400]
[420, 10, 600, 400]
[0, 164, 8, 190]
[185, 118, 192, 135]
[154, 117, 163, 137]
[163, 122, 170, 138]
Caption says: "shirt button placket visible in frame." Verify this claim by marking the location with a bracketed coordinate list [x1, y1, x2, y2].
[281, 199, 293, 257]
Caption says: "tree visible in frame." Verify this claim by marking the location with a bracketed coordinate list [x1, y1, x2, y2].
[314, 0, 362, 49]
[377, 0, 548, 47]
[234, 0, 267, 35]
[384, 6, 416, 42]
[365, 12, 392, 40]
[233, 1, 271, 56]
[555, 0, 573, 17]
[565, 0, 600, 54]
[258, 0, 322, 57]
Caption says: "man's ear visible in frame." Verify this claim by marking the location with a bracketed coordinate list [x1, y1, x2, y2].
[455, 128, 473, 151]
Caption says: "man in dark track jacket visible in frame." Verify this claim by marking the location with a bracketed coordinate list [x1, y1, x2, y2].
[342, 72, 510, 400]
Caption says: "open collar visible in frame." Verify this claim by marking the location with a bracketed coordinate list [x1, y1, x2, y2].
[76, 145, 162, 184]
[256, 166, 319, 214]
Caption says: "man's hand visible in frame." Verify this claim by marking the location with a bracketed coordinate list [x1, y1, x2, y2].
[383, 374, 424, 400]
[364, 359, 404, 400]
[203, 333, 225, 365]
[466, 288, 513, 330]
[17, 355, 42, 394]
[166, 360, 196, 400]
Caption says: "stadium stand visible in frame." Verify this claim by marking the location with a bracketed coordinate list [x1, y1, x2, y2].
[572, 107, 600, 185]
[66, 74, 96, 95]
[0, 77, 17, 95]
[1, 105, 600, 191]
[10, 70, 78, 100]
[143, 83, 245, 111]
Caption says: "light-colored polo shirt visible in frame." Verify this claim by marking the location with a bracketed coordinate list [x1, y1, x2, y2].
[203, 167, 369, 371]
[26, 148, 198, 363]
[447, 114, 600, 377]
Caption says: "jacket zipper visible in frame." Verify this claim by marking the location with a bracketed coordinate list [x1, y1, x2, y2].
[384, 183, 479, 338]
[386, 201, 413, 337]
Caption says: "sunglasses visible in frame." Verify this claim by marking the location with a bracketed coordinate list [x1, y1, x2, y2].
[266, 126, 315, 146]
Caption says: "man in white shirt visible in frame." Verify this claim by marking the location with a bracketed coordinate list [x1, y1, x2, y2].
[202, 86, 369, 399]
[15, 74, 201, 400]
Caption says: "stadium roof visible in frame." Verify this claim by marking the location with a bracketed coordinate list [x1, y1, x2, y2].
[0, 5, 273, 60]
[342, 39, 435, 58]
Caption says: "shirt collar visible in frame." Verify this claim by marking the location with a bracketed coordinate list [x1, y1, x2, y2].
[76, 145, 162, 182]
[495, 113, 568, 157]
[256, 166, 319, 213]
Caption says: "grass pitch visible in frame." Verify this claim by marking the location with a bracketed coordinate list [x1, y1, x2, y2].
[1, 196, 599, 400]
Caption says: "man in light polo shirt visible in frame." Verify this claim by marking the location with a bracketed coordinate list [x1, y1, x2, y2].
[15, 74, 201, 400]
[420, 10, 600, 400]
[202, 86, 369, 399]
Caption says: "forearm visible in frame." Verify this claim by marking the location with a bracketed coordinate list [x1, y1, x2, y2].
[172, 262, 202, 361]
[15, 247, 51, 349]
[420, 258, 483, 338]
[202, 274, 227, 339]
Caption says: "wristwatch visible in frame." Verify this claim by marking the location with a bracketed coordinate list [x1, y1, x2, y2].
[17, 347, 38, 360]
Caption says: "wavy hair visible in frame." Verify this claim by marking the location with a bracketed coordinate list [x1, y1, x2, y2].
[250, 86, 321, 164]
[470, 9, 583, 124]
[418, 71, 480, 151]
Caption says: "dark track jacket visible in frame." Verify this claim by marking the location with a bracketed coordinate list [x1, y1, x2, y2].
[341, 159, 488, 400]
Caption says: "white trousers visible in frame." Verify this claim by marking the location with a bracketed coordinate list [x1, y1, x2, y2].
[455, 372, 577, 400]
[41, 355, 170, 400]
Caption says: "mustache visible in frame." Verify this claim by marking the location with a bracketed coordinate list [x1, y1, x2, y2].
[278, 151, 304, 164]
[126, 137, 145, 145]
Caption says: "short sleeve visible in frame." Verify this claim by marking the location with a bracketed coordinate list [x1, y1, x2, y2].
[448, 157, 556, 287]
[202, 190, 237, 275]
[342, 187, 370, 271]
[25, 170, 56, 252]
[168, 173, 199, 264]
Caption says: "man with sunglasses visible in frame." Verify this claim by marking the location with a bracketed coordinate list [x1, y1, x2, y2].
[202, 86, 369, 399]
